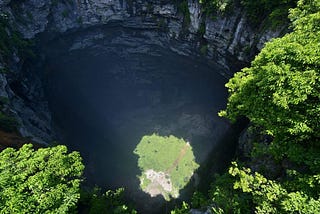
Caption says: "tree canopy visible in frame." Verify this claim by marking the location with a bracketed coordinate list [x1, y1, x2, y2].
[171, 0, 320, 213]
[219, 0, 320, 167]
[0, 144, 84, 214]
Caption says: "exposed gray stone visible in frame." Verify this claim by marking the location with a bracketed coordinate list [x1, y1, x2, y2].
[3, 0, 284, 70]
[0, 0, 286, 145]
[257, 28, 284, 50]
[188, 0, 201, 33]
[14, 0, 51, 39]
[153, 4, 176, 17]
[77, 0, 127, 26]
[0, 73, 9, 99]
[0, 0, 11, 8]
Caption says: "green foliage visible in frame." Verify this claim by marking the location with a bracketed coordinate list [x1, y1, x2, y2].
[134, 134, 199, 200]
[0, 144, 84, 213]
[199, 0, 233, 16]
[219, 0, 320, 167]
[177, 1, 320, 214]
[135, 134, 186, 171]
[208, 172, 251, 213]
[228, 162, 320, 213]
[191, 191, 207, 208]
[79, 187, 137, 214]
[170, 201, 190, 214]
[241, 0, 297, 26]
[268, 7, 291, 29]
[194, 162, 320, 213]
[171, 170, 252, 213]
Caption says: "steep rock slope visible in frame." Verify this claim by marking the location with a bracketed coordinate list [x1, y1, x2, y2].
[0, 0, 285, 143]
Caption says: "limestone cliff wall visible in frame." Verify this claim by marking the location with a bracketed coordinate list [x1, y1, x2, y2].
[2, 0, 285, 68]
[0, 0, 286, 144]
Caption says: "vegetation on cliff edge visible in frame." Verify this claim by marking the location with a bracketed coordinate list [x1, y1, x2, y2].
[172, 0, 320, 213]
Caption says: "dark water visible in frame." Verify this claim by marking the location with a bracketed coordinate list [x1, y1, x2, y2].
[42, 27, 231, 213]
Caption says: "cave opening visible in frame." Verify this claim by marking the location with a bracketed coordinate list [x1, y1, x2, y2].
[38, 25, 234, 213]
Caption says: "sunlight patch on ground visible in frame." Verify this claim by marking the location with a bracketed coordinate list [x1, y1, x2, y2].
[134, 134, 199, 200]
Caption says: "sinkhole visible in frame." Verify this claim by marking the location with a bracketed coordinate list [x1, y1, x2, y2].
[39, 26, 235, 213]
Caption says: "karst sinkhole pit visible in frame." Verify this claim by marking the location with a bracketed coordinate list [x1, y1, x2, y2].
[38, 26, 240, 213]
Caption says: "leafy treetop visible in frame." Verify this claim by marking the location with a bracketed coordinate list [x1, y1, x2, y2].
[170, 1, 320, 213]
[0, 144, 84, 214]
[219, 0, 320, 167]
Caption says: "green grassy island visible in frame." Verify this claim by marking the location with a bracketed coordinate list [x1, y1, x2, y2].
[134, 134, 199, 200]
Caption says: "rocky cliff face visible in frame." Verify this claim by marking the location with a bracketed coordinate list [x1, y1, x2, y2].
[2, 0, 285, 68]
[0, 0, 286, 144]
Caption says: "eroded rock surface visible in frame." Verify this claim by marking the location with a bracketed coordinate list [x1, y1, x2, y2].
[0, 0, 286, 154]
